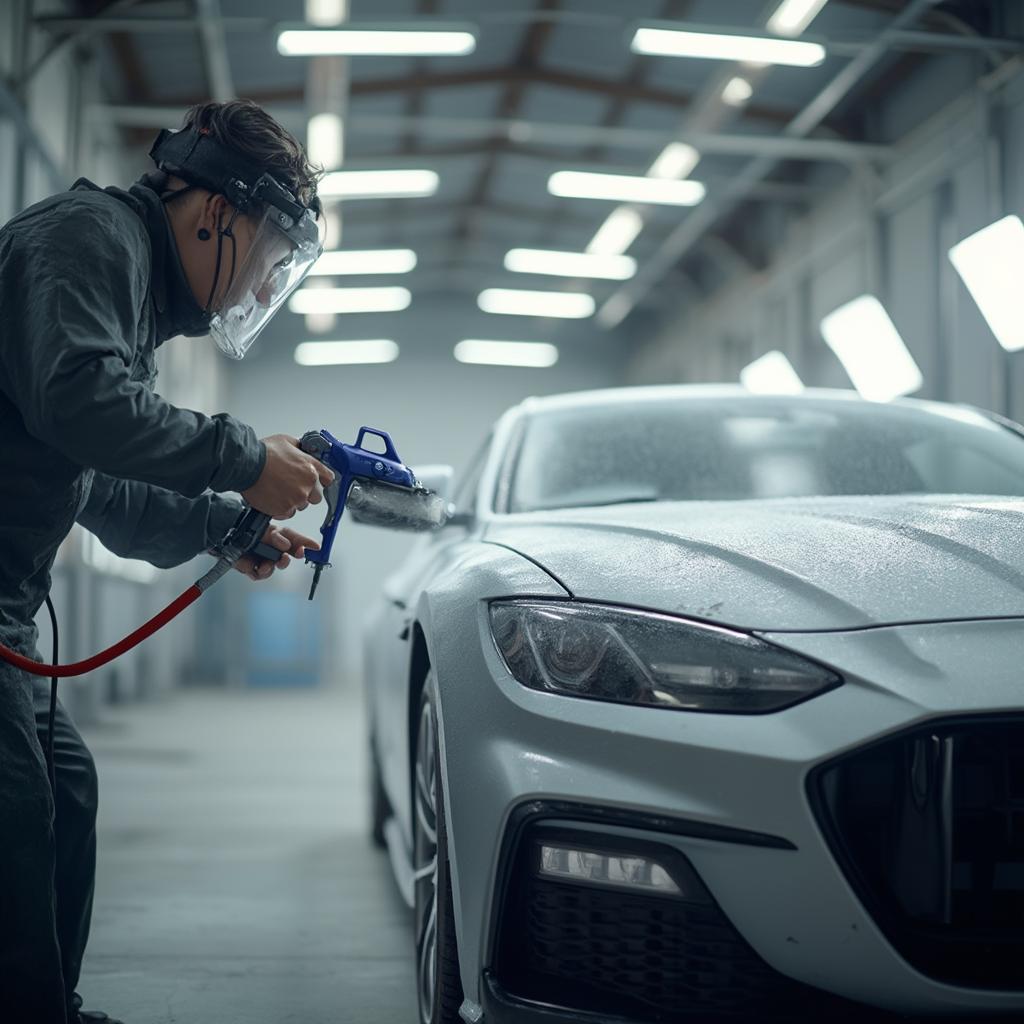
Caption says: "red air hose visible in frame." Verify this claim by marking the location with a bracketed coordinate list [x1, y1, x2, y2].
[0, 585, 202, 678]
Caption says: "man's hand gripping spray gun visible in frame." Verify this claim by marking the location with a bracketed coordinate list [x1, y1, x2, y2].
[222, 427, 449, 600]
[0, 427, 447, 678]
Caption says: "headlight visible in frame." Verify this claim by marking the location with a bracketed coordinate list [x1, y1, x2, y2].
[489, 600, 840, 713]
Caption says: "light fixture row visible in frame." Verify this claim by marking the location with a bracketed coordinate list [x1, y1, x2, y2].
[276, 16, 831, 66]
[293, 338, 559, 368]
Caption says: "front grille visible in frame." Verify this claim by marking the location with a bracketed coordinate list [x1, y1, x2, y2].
[810, 715, 1024, 989]
[493, 824, 863, 1022]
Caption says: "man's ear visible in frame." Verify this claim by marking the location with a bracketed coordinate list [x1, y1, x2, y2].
[199, 192, 230, 234]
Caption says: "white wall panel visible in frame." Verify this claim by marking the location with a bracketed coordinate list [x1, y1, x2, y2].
[627, 58, 1024, 421]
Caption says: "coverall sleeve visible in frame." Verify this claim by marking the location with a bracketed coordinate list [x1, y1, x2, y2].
[0, 199, 265, 497]
[76, 473, 242, 569]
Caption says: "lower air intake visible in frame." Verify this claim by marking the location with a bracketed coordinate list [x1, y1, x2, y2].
[493, 825, 864, 1021]
[810, 715, 1024, 989]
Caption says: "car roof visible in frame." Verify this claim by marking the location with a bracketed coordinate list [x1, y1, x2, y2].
[510, 385, 994, 421]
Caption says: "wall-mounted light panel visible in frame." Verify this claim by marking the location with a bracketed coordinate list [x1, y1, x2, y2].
[948, 215, 1024, 352]
[820, 295, 923, 402]
[740, 351, 805, 394]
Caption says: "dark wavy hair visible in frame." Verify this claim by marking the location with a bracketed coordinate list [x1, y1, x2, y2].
[181, 99, 322, 214]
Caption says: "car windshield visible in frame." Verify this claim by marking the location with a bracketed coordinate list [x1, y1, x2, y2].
[506, 395, 1024, 512]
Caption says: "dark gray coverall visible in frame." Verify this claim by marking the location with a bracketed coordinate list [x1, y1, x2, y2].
[0, 176, 266, 1022]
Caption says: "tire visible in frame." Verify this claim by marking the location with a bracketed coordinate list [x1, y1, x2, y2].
[368, 733, 390, 849]
[413, 675, 464, 1024]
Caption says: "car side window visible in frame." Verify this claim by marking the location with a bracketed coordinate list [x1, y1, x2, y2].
[453, 437, 492, 517]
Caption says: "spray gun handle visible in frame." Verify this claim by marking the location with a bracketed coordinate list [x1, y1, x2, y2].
[219, 506, 278, 563]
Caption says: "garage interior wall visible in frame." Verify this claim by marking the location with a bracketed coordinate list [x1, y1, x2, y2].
[627, 30, 1024, 424]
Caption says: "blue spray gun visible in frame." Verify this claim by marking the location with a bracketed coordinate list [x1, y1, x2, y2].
[219, 427, 450, 601]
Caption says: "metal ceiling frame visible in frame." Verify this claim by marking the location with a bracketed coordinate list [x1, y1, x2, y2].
[31, 15, 1021, 60]
[194, 0, 234, 102]
[597, 0, 945, 328]
[88, 103, 892, 164]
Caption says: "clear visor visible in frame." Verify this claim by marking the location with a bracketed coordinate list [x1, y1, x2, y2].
[209, 207, 322, 359]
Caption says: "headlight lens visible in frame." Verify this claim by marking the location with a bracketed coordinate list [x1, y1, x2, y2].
[489, 600, 840, 713]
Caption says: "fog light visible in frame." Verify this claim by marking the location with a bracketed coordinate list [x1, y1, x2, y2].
[538, 843, 683, 898]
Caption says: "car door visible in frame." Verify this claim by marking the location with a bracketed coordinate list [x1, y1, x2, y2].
[374, 437, 493, 843]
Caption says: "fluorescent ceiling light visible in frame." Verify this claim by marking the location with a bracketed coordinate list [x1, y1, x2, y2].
[295, 339, 400, 366]
[767, 0, 830, 37]
[478, 288, 595, 319]
[311, 249, 417, 276]
[586, 207, 644, 255]
[648, 141, 700, 180]
[305, 0, 347, 26]
[820, 295, 923, 402]
[307, 112, 343, 170]
[288, 286, 411, 315]
[278, 27, 476, 57]
[305, 312, 337, 334]
[454, 339, 559, 368]
[504, 248, 636, 281]
[948, 215, 1024, 352]
[722, 76, 753, 106]
[322, 207, 342, 249]
[549, 170, 705, 207]
[740, 351, 805, 394]
[631, 25, 826, 67]
[319, 169, 438, 199]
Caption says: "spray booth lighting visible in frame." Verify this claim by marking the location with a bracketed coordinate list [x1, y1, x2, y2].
[630, 24, 826, 67]
[288, 287, 412, 315]
[310, 249, 418, 276]
[948, 215, 1024, 352]
[648, 142, 701, 180]
[504, 248, 637, 280]
[454, 340, 559, 368]
[318, 169, 439, 199]
[767, 0, 831, 37]
[587, 208, 644, 256]
[295, 340, 400, 366]
[478, 289, 596, 319]
[740, 351, 805, 395]
[820, 295, 923, 402]
[549, 170, 706, 207]
[278, 25, 477, 57]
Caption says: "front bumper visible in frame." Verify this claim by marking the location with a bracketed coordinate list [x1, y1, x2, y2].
[431, 610, 1024, 1020]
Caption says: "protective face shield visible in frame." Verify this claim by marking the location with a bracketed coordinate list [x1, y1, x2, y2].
[149, 127, 323, 359]
[208, 197, 322, 360]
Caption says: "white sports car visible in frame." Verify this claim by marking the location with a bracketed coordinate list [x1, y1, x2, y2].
[363, 385, 1024, 1024]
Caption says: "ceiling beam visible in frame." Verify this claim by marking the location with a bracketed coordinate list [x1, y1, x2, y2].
[194, 0, 234, 102]
[597, 0, 943, 329]
[455, 0, 561, 246]
[351, 66, 696, 112]
[92, 104, 892, 163]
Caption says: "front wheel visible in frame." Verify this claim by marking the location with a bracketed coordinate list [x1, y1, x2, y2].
[413, 675, 464, 1024]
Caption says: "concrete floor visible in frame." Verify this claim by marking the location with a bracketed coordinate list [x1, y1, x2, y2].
[77, 688, 417, 1024]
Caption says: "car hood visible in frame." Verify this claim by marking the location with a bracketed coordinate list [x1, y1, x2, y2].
[484, 495, 1024, 631]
